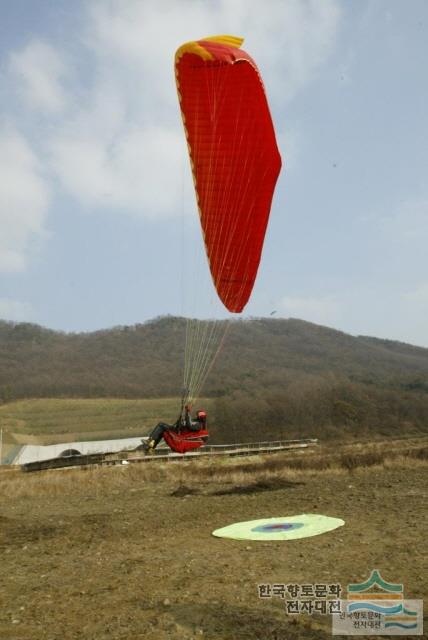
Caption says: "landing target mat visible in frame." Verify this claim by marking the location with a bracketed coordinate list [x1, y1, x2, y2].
[212, 514, 344, 540]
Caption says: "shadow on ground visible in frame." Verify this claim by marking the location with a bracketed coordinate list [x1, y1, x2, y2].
[211, 478, 305, 496]
[154, 601, 328, 640]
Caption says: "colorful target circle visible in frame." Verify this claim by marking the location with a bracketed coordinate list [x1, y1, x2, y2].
[212, 514, 345, 540]
[251, 522, 304, 533]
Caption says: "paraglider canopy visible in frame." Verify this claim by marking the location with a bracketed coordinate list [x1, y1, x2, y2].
[175, 35, 282, 313]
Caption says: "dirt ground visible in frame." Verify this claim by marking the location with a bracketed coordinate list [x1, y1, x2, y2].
[0, 440, 427, 639]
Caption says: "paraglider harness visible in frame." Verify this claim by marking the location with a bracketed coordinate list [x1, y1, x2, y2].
[163, 404, 209, 454]
[144, 403, 209, 455]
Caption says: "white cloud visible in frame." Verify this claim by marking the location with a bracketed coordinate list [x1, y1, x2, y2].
[0, 298, 34, 321]
[277, 286, 428, 348]
[239, 0, 341, 104]
[355, 198, 428, 287]
[8, 40, 67, 113]
[0, 250, 26, 273]
[384, 284, 428, 346]
[280, 293, 341, 326]
[2, 0, 341, 223]
[380, 198, 428, 243]
[276, 126, 301, 171]
[50, 124, 187, 217]
[0, 127, 51, 273]
[88, 0, 341, 105]
[403, 283, 428, 307]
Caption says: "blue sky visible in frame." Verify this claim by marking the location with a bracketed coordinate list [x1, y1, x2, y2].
[0, 0, 427, 346]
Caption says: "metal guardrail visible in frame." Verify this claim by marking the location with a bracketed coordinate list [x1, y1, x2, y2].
[21, 438, 318, 473]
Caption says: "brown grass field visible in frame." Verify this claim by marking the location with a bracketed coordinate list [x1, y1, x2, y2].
[1, 437, 427, 639]
[0, 397, 202, 440]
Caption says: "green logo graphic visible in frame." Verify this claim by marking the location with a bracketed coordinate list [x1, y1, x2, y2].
[332, 569, 423, 636]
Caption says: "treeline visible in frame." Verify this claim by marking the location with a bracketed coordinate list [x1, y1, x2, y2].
[1, 316, 428, 440]
[0, 317, 184, 400]
[212, 376, 428, 443]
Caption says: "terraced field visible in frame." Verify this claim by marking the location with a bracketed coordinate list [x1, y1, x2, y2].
[0, 397, 213, 447]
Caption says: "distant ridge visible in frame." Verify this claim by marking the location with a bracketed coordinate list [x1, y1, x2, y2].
[0, 316, 427, 441]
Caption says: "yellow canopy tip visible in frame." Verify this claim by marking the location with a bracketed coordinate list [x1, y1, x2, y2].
[202, 35, 244, 48]
[175, 35, 244, 63]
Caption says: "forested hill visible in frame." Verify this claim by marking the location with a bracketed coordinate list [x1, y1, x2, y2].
[1, 316, 427, 399]
[1, 316, 428, 440]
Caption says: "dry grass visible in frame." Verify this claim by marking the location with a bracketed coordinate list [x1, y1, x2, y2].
[2, 439, 427, 501]
[169, 441, 428, 494]
[178, 440, 428, 479]
[0, 462, 168, 500]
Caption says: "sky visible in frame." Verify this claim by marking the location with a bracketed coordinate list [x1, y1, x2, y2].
[0, 0, 427, 346]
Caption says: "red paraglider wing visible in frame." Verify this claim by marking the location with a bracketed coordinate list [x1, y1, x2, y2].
[175, 36, 282, 313]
